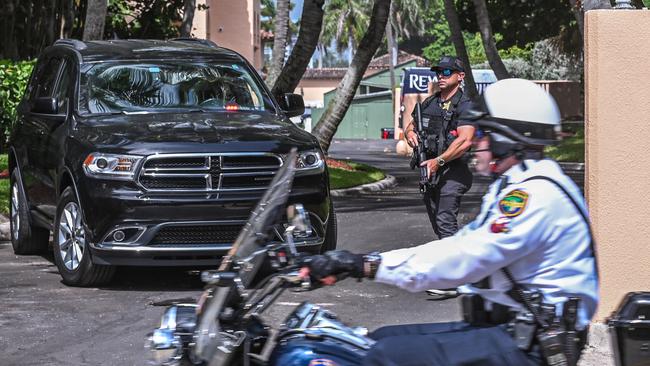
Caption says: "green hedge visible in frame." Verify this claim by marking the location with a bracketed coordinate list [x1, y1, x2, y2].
[0, 60, 36, 144]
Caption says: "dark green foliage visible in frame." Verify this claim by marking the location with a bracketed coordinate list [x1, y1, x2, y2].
[0, 60, 36, 144]
[455, 0, 576, 50]
[105, 0, 185, 40]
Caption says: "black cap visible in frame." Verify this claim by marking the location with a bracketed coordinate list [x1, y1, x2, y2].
[431, 56, 465, 73]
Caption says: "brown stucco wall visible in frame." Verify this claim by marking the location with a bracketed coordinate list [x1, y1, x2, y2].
[585, 10, 650, 321]
[200, 0, 261, 69]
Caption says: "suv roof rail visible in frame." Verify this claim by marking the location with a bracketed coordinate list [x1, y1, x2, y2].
[170, 38, 218, 49]
[54, 39, 87, 50]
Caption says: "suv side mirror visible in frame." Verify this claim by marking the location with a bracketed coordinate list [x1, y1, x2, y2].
[33, 97, 59, 114]
[280, 94, 305, 118]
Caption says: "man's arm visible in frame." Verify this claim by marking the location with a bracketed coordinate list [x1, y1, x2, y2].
[375, 185, 552, 292]
[438, 125, 475, 162]
[420, 125, 475, 177]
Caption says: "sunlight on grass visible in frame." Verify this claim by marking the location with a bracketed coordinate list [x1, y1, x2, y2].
[328, 160, 385, 189]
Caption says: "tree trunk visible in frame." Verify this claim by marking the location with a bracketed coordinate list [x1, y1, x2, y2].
[318, 44, 324, 68]
[311, 0, 392, 153]
[267, 0, 290, 87]
[472, 0, 509, 80]
[271, 0, 325, 98]
[568, 0, 584, 40]
[180, 0, 196, 38]
[83, 0, 108, 41]
[386, 1, 397, 94]
[442, 0, 476, 99]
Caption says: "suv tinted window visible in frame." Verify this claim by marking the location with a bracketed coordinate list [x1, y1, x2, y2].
[78, 61, 275, 114]
[32, 57, 63, 101]
[54, 61, 73, 112]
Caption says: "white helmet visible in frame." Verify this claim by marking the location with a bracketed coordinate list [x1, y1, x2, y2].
[462, 79, 561, 150]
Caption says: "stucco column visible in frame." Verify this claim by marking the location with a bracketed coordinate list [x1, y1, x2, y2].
[585, 10, 650, 321]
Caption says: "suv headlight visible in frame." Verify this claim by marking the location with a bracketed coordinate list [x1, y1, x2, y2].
[83, 153, 143, 180]
[294, 150, 325, 175]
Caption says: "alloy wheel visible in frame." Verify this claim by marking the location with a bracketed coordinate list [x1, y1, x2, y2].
[57, 202, 86, 271]
[10, 183, 20, 240]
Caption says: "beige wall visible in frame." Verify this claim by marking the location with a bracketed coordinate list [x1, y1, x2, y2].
[585, 10, 650, 321]
[193, 0, 261, 69]
[295, 79, 340, 108]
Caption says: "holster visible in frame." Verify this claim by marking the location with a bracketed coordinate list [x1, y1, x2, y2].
[461, 294, 514, 326]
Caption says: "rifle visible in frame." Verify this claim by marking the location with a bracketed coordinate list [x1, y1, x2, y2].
[408, 102, 436, 193]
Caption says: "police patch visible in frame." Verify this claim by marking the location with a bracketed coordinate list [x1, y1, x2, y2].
[499, 189, 529, 217]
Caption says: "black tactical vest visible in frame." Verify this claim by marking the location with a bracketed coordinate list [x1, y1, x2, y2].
[419, 91, 464, 157]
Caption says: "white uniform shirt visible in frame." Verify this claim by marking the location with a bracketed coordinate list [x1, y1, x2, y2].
[375, 159, 599, 328]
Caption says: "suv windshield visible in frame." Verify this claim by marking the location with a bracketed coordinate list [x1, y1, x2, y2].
[78, 61, 275, 114]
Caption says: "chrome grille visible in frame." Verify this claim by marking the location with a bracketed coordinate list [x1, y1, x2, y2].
[138, 153, 282, 193]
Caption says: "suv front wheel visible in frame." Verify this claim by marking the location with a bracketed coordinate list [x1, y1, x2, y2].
[53, 187, 115, 286]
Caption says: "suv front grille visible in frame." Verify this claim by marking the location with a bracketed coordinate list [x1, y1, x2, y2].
[151, 224, 244, 246]
[138, 153, 282, 193]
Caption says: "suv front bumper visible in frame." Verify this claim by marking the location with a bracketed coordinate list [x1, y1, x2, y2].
[76, 174, 331, 266]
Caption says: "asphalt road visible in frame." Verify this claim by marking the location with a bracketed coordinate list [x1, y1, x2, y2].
[0, 139, 584, 366]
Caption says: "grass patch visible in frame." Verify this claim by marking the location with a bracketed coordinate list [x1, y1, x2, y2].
[327, 159, 385, 190]
[544, 125, 584, 163]
[0, 154, 8, 215]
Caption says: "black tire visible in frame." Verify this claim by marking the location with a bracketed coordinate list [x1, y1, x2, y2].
[53, 187, 115, 286]
[10, 169, 49, 254]
[320, 203, 337, 253]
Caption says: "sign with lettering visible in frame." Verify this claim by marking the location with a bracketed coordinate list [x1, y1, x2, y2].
[401, 68, 436, 94]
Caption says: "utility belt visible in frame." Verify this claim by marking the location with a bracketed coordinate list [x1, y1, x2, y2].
[461, 293, 587, 366]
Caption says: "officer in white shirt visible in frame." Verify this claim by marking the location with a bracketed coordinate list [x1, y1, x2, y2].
[301, 79, 598, 365]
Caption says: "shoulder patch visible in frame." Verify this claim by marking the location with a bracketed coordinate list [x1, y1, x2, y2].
[499, 189, 529, 217]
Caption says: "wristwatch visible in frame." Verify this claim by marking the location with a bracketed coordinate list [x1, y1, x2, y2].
[363, 252, 382, 280]
[436, 157, 446, 167]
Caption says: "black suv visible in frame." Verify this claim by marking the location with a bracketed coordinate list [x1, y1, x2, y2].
[9, 39, 335, 286]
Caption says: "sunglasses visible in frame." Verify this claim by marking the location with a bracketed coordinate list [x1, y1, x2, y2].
[436, 69, 455, 77]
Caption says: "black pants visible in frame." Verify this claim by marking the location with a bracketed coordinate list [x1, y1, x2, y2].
[362, 321, 542, 366]
[423, 164, 473, 239]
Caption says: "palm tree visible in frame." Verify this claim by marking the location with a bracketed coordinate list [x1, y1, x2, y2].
[472, 0, 509, 80]
[442, 0, 476, 99]
[267, 0, 290, 87]
[271, 0, 326, 97]
[311, 0, 392, 152]
[321, 0, 371, 64]
[386, 0, 428, 93]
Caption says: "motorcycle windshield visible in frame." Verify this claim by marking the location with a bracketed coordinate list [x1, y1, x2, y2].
[218, 148, 296, 271]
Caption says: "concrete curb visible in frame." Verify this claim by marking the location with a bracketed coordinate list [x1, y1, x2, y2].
[579, 322, 614, 366]
[331, 175, 397, 197]
[559, 162, 585, 171]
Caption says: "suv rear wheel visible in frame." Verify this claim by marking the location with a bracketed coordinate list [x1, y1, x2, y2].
[10, 169, 49, 254]
[53, 187, 115, 286]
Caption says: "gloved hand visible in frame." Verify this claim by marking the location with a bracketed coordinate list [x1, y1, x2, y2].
[299, 250, 365, 283]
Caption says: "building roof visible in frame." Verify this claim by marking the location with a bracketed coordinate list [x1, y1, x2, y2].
[367, 51, 431, 70]
[302, 51, 431, 80]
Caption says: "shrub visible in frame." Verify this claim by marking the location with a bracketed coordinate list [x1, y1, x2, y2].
[0, 60, 35, 146]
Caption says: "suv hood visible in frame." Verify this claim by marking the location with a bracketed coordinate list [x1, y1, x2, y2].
[75, 112, 319, 154]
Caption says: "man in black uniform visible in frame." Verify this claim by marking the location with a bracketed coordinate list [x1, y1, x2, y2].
[405, 56, 475, 241]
